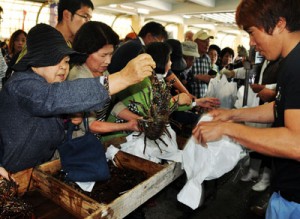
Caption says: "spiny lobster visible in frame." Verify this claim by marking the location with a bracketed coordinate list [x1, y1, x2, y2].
[129, 72, 178, 154]
[0, 175, 34, 218]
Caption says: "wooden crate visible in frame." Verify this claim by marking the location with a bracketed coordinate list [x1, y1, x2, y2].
[8, 150, 183, 218]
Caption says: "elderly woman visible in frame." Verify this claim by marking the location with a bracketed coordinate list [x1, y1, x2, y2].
[68, 21, 141, 139]
[0, 23, 155, 179]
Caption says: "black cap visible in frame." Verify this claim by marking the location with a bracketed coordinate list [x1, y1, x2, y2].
[13, 23, 87, 71]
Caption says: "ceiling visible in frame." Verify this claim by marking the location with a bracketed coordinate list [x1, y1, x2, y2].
[93, 0, 241, 31]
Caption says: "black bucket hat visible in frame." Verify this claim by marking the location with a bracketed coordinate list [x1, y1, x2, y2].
[13, 23, 87, 72]
[166, 39, 187, 72]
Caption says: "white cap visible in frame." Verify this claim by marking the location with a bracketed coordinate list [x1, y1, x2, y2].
[182, 41, 200, 57]
[193, 30, 214, 41]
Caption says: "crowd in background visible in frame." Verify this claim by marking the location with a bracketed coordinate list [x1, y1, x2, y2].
[1, 0, 300, 218]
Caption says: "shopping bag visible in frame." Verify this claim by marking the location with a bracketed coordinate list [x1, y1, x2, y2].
[206, 74, 237, 109]
[58, 119, 110, 182]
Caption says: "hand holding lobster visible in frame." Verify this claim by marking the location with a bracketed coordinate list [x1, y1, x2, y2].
[119, 54, 156, 86]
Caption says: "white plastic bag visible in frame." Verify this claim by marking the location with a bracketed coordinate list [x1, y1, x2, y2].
[177, 115, 244, 209]
[234, 85, 260, 109]
[206, 74, 237, 109]
[119, 125, 181, 163]
[234, 85, 272, 128]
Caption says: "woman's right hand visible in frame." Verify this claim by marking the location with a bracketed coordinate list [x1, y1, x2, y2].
[120, 54, 156, 86]
[108, 54, 156, 95]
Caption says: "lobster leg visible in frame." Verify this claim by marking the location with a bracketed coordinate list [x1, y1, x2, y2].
[163, 127, 172, 139]
[154, 140, 163, 153]
[143, 135, 147, 154]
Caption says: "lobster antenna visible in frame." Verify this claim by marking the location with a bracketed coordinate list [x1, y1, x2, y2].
[130, 25, 138, 39]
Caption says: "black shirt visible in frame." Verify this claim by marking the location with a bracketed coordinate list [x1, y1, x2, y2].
[272, 43, 300, 202]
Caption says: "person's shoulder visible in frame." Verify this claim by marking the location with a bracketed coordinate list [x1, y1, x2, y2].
[116, 39, 143, 52]
[5, 70, 40, 87]
[68, 65, 91, 81]
[203, 53, 210, 59]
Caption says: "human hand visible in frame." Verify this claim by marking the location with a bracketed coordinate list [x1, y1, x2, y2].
[120, 54, 156, 86]
[250, 84, 265, 93]
[196, 97, 220, 110]
[173, 93, 192, 106]
[192, 120, 226, 146]
[71, 113, 83, 125]
[208, 108, 234, 122]
[257, 88, 276, 102]
[126, 119, 140, 132]
[220, 68, 235, 78]
[0, 167, 11, 181]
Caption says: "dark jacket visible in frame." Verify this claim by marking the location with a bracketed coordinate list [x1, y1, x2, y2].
[0, 70, 109, 172]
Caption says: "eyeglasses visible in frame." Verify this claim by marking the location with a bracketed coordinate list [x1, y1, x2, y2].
[74, 13, 91, 21]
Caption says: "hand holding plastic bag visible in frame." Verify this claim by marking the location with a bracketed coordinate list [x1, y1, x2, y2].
[177, 115, 244, 209]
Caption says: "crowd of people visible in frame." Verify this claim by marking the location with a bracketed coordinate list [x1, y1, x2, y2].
[0, 0, 300, 218]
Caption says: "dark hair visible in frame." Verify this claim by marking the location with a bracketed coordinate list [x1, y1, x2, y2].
[73, 21, 119, 55]
[8, 29, 27, 55]
[236, 0, 300, 34]
[138, 21, 168, 40]
[220, 47, 235, 59]
[208, 44, 221, 56]
[57, 0, 94, 23]
[145, 42, 171, 74]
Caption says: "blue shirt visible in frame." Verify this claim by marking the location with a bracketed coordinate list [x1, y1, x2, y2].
[0, 70, 109, 172]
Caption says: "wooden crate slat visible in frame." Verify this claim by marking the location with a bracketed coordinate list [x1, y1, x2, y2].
[32, 168, 104, 218]
[113, 151, 164, 177]
[12, 167, 34, 195]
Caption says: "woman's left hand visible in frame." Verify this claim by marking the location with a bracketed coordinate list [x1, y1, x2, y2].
[126, 119, 140, 132]
[172, 93, 192, 106]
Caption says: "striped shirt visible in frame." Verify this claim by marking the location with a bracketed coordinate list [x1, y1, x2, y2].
[190, 54, 211, 98]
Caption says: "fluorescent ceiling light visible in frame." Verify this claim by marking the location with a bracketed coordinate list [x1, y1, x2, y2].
[137, 8, 149, 14]
[120, 4, 135, 10]
[183, 15, 191, 19]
